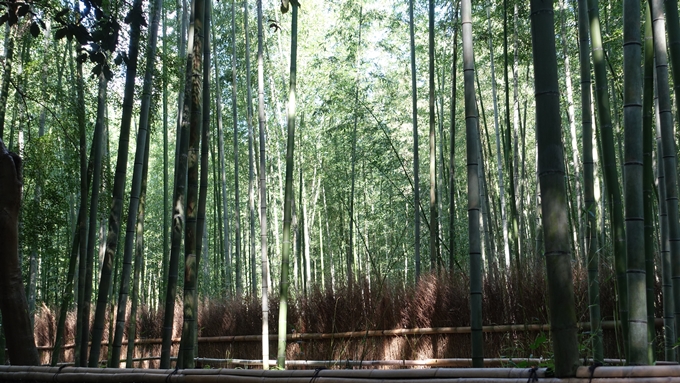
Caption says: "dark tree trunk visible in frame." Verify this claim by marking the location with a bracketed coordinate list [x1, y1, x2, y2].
[0, 139, 39, 366]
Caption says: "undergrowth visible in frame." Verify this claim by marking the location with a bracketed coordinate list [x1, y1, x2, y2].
[33, 264, 661, 366]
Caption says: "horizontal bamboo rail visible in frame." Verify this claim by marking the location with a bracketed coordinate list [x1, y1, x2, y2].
[194, 357, 628, 367]
[3, 365, 680, 382]
[53, 356, 631, 368]
[37, 318, 663, 351]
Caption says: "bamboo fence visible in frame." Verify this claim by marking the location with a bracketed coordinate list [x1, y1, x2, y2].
[3, 365, 680, 382]
[53, 356, 628, 368]
[37, 319, 662, 351]
[193, 357, 626, 367]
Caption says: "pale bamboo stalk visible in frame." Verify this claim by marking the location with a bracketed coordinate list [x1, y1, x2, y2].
[486, 7, 511, 272]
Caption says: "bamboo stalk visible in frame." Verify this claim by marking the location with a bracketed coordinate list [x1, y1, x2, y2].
[4, 373, 680, 383]
[5, 367, 680, 383]
[0, 366, 549, 379]
[575, 365, 680, 377]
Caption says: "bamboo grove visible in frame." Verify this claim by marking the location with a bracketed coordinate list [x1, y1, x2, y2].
[0, 0, 680, 377]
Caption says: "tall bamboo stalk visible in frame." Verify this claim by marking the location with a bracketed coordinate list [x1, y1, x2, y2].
[409, 0, 420, 281]
[125, 128, 151, 368]
[449, 0, 460, 274]
[277, 1, 298, 369]
[578, 0, 603, 364]
[530, 0, 579, 375]
[257, 0, 269, 369]
[74, 47, 89, 368]
[486, 7, 510, 272]
[108, 0, 162, 365]
[651, 0, 680, 362]
[179, 0, 205, 366]
[348, 6, 363, 286]
[623, 0, 646, 364]
[462, 0, 483, 367]
[428, 0, 439, 272]
[244, 0, 257, 298]
[641, 3, 656, 364]
[587, 0, 629, 349]
[656, 69, 675, 360]
[160, 3, 194, 370]
[213, 1, 231, 296]
[85, 73, 109, 367]
[231, 0, 242, 296]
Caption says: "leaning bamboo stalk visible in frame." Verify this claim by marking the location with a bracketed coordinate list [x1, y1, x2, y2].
[6, 369, 680, 383]
[1, 365, 546, 377]
[39, 319, 664, 351]
[4, 374, 680, 383]
[9, 365, 680, 381]
[0, 366, 549, 378]
[576, 365, 680, 377]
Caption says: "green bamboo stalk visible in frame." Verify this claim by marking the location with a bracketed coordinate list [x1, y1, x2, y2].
[651, 0, 680, 363]
[623, 0, 646, 364]
[578, 0, 603, 364]
[641, 3, 657, 364]
[587, 0, 629, 351]
[462, 0, 483, 367]
[179, 0, 205, 367]
[231, 0, 242, 297]
[257, 0, 270, 369]
[125, 125, 151, 368]
[160, 3, 193, 370]
[656, 81, 675, 360]
[85, 74, 109, 368]
[409, 0, 420, 281]
[530, 0, 579, 375]
[277, 1, 298, 369]
[428, 0, 439, 272]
